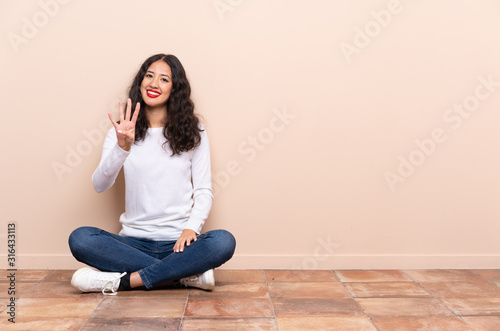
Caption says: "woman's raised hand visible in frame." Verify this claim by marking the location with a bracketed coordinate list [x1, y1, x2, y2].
[108, 98, 140, 151]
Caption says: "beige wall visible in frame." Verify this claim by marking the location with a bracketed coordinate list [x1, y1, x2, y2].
[1, 0, 499, 269]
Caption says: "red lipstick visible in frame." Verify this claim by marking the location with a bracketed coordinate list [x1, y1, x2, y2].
[146, 89, 161, 98]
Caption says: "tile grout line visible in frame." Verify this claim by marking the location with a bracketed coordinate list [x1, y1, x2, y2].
[41, 269, 57, 281]
[263, 269, 280, 331]
[23, 269, 57, 299]
[468, 268, 500, 288]
[178, 288, 191, 331]
[0, 269, 57, 314]
[400, 270, 478, 331]
[467, 268, 500, 322]
[332, 269, 380, 331]
[78, 293, 108, 331]
[67, 267, 104, 330]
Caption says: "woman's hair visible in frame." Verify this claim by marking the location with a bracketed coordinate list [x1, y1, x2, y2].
[128, 53, 202, 155]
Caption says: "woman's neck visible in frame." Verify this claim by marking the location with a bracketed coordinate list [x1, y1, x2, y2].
[146, 106, 167, 128]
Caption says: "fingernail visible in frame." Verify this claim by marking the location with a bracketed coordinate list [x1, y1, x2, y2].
[118, 130, 122, 133]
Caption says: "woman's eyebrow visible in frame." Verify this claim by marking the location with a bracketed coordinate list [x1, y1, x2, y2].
[147, 70, 171, 79]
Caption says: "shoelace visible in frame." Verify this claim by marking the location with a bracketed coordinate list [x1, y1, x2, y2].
[102, 272, 127, 295]
[181, 274, 200, 286]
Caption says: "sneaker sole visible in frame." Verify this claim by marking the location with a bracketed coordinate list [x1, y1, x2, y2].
[71, 267, 93, 288]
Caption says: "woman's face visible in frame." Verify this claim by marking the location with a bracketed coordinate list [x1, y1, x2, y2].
[141, 60, 173, 109]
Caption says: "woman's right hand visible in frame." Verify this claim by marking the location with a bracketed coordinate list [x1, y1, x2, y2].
[108, 98, 140, 151]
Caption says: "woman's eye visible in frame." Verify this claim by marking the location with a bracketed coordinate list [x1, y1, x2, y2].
[161, 78, 169, 83]
[146, 74, 153, 78]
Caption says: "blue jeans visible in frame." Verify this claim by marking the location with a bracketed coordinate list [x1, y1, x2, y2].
[68, 227, 236, 289]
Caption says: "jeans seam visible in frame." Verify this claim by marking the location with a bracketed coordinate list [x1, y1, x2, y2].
[138, 270, 152, 289]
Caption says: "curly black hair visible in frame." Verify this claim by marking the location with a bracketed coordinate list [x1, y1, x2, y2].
[127, 54, 202, 155]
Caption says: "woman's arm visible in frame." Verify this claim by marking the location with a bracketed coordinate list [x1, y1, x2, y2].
[185, 127, 214, 233]
[91, 99, 140, 193]
[174, 126, 214, 252]
[91, 130, 130, 192]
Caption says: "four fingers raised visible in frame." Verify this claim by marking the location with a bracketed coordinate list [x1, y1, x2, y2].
[108, 98, 141, 136]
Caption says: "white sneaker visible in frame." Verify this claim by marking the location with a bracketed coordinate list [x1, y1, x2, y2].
[180, 269, 215, 290]
[71, 267, 127, 295]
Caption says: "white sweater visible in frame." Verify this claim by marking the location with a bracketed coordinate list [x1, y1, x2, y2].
[92, 125, 213, 241]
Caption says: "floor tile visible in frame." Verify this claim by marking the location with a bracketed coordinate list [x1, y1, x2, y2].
[344, 282, 430, 298]
[114, 287, 189, 298]
[440, 298, 500, 315]
[265, 270, 337, 282]
[214, 269, 266, 283]
[335, 270, 412, 282]
[472, 270, 500, 282]
[404, 269, 482, 283]
[0, 298, 11, 313]
[462, 316, 500, 331]
[24, 277, 188, 299]
[356, 298, 454, 317]
[16, 297, 103, 317]
[0, 269, 53, 283]
[420, 280, 500, 298]
[181, 317, 277, 330]
[43, 270, 75, 282]
[185, 298, 274, 317]
[0, 316, 86, 330]
[269, 282, 350, 299]
[1, 268, 498, 330]
[371, 317, 473, 330]
[272, 298, 363, 317]
[276, 316, 376, 330]
[189, 283, 269, 298]
[82, 317, 181, 330]
[0, 282, 38, 298]
[93, 297, 185, 318]
[23, 281, 101, 299]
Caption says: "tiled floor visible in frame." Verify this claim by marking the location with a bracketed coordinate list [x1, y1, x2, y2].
[1, 269, 500, 330]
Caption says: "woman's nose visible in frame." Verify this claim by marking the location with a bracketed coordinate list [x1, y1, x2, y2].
[149, 76, 159, 88]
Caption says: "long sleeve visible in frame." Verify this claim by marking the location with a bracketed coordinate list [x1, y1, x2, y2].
[91, 128, 130, 193]
[184, 128, 214, 234]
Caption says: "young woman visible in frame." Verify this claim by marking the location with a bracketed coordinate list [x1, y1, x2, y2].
[68, 54, 236, 295]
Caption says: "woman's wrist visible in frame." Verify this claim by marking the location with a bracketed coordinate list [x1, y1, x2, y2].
[117, 142, 131, 152]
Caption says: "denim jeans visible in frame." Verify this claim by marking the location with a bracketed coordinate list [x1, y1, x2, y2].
[68, 226, 236, 289]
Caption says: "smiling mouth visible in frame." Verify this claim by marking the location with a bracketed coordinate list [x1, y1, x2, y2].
[146, 89, 161, 98]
